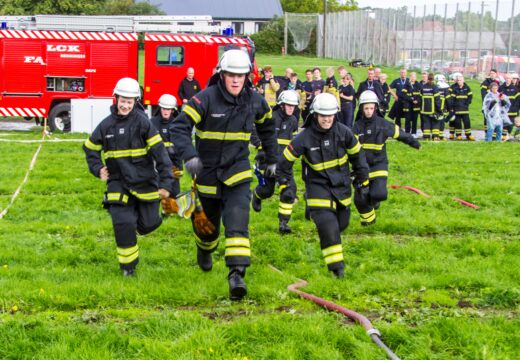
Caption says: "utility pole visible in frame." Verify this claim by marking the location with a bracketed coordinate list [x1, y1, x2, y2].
[322, 0, 327, 57]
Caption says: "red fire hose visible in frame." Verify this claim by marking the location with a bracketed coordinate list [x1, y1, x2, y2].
[287, 279, 401, 360]
[452, 197, 480, 209]
[390, 184, 431, 198]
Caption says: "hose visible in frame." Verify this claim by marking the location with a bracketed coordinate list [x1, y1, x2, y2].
[287, 279, 401, 360]
[452, 197, 480, 209]
[390, 184, 431, 198]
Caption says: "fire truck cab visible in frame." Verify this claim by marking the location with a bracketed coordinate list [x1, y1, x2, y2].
[0, 15, 257, 132]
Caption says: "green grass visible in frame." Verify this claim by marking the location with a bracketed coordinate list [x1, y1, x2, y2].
[0, 127, 519, 359]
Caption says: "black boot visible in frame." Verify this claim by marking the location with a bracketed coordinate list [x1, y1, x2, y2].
[332, 268, 345, 279]
[251, 194, 262, 212]
[279, 219, 292, 234]
[122, 267, 136, 277]
[197, 248, 213, 272]
[228, 266, 247, 301]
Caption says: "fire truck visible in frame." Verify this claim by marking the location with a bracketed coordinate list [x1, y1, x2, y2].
[0, 15, 257, 132]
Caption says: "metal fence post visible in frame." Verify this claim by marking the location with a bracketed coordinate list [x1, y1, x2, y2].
[492, 0, 499, 69]
[441, 3, 447, 71]
[412, 6, 416, 63]
[477, 1, 484, 76]
[463, 2, 471, 73]
[379, 10, 384, 64]
[431, 4, 436, 70]
[284, 12, 288, 56]
[453, 3, 459, 63]
[420, 5, 426, 68]
[394, 12, 399, 66]
[507, 0, 516, 72]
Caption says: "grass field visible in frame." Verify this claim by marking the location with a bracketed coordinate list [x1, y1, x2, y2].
[0, 122, 519, 359]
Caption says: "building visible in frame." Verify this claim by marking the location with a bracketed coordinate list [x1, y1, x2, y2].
[157, 0, 283, 35]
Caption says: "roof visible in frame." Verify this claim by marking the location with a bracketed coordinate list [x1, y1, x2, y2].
[157, 0, 283, 21]
[396, 31, 506, 50]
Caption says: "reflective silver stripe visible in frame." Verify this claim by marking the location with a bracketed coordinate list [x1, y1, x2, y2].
[146, 134, 162, 147]
[303, 154, 347, 171]
[283, 147, 298, 162]
[183, 105, 201, 124]
[224, 170, 252, 186]
[195, 129, 251, 141]
[347, 141, 361, 155]
[369, 170, 388, 178]
[104, 148, 147, 159]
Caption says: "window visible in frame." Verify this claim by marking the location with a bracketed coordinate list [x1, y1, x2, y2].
[254, 22, 266, 32]
[157, 46, 184, 66]
[480, 50, 490, 57]
[460, 50, 467, 58]
[232, 22, 244, 35]
[46, 77, 85, 92]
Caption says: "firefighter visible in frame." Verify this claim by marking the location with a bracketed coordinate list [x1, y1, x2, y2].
[379, 73, 391, 117]
[435, 74, 450, 140]
[388, 68, 410, 128]
[352, 90, 420, 225]
[251, 90, 299, 234]
[170, 49, 277, 301]
[277, 93, 369, 278]
[150, 94, 182, 197]
[448, 74, 475, 141]
[178, 67, 201, 106]
[481, 69, 498, 133]
[257, 65, 281, 107]
[499, 73, 519, 139]
[402, 72, 422, 136]
[83, 77, 174, 276]
[420, 73, 442, 140]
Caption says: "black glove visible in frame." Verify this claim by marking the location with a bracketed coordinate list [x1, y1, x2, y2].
[410, 138, 421, 149]
[265, 163, 277, 177]
[185, 157, 203, 177]
[355, 181, 370, 204]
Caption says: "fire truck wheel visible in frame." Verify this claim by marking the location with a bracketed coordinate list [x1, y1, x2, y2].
[48, 103, 71, 133]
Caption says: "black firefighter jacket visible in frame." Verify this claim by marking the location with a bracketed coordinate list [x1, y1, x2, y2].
[170, 79, 277, 198]
[251, 105, 298, 168]
[278, 119, 369, 208]
[150, 112, 182, 169]
[420, 83, 442, 115]
[352, 114, 418, 177]
[448, 83, 473, 115]
[84, 105, 174, 204]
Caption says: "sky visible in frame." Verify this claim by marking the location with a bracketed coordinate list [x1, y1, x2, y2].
[356, 0, 519, 21]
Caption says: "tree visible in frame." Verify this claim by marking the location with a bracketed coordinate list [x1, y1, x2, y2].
[0, 0, 163, 15]
[281, 0, 357, 14]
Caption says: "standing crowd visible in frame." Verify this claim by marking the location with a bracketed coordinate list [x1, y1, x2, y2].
[83, 51, 518, 301]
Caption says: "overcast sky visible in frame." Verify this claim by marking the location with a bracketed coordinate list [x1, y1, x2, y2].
[356, 0, 518, 21]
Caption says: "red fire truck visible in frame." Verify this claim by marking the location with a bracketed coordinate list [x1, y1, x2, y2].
[0, 16, 256, 132]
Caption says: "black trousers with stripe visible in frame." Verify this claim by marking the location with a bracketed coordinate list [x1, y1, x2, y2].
[108, 197, 162, 270]
[405, 111, 419, 134]
[454, 114, 472, 136]
[353, 176, 387, 223]
[309, 205, 350, 271]
[192, 182, 251, 268]
[254, 174, 296, 221]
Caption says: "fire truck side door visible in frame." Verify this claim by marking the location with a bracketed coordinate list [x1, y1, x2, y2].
[2, 40, 43, 94]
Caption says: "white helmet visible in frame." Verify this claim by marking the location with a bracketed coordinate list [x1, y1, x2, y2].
[450, 72, 463, 81]
[512, 73, 519, 79]
[359, 90, 379, 105]
[434, 74, 446, 83]
[311, 93, 339, 115]
[113, 77, 141, 98]
[218, 49, 251, 74]
[158, 94, 178, 109]
[277, 90, 299, 106]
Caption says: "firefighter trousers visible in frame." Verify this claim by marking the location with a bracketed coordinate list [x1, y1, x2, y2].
[421, 115, 441, 139]
[192, 182, 252, 268]
[454, 114, 472, 137]
[405, 111, 419, 135]
[108, 198, 162, 270]
[253, 175, 297, 221]
[309, 205, 350, 271]
[354, 175, 387, 225]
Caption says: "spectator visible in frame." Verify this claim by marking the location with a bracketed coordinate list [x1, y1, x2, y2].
[483, 81, 510, 142]
[257, 65, 280, 107]
[178, 67, 201, 106]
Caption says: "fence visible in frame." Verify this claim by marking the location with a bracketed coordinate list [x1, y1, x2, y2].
[287, 0, 520, 79]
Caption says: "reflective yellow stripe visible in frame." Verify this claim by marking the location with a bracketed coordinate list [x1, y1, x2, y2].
[324, 253, 344, 265]
[164, 141, 173, 147]
[369, 170, 388, 178]
[226, 238, 250, 248]
[195, 129, 251, 141]
[255, 109, 272, 124]
[455, 95, 468, 99]
[303, 154, 347, 172]
[283, 147, 298, 162]
[339, 197, 351, 206]
[278, 184, 287, 192]
[117, 245, 139, 264]
[278, 138, 291, 146]
[278, 202, 293, 215]
[146, 134, 162, 147]
[183, 105, 201, 124]
[225, 248, 251, 257]
[84, 138, 102, 151]
[224, 170, 252, 186]
[393, 125, 400, 139]
[322, 244, 343, 257]
[196, 238, 219, 251]
[360, 209, 376, 222]
[307, 198, 335, 209]
[347, 141, 361, 155]
[106, 192, 128, 203]
[104, 148, 147, 159]
[129, 190, 160, 201]
[197, 184, 217, 195]
[362, 143, 384, 150]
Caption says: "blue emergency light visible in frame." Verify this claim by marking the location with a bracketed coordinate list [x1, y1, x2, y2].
[222, 27, 234, 37]
[1, 22, 7, 30]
